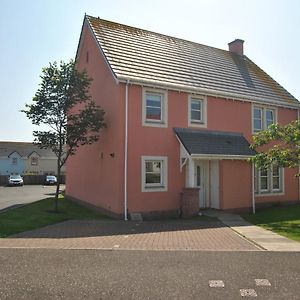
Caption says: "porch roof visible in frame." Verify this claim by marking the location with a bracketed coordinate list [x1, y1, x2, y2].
[174, 128, 256, 157]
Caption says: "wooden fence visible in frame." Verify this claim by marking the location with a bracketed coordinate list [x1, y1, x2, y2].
[0, 175, 66, 186]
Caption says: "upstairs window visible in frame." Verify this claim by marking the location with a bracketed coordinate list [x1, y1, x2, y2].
[12, 157, 18, 165]
[253, 106, 276, 133]
[188, 95, 207, 127]
[143, 89, 168, 127]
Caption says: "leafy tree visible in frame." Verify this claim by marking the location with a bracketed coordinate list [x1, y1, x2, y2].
[23, 60, 106, 212]
[251, 120, 300, 175]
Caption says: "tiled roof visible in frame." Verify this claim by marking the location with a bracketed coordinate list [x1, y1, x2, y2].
[86, 15, 299, 107]
[174, 128, 256, 157]
[0, 142, 56, 158]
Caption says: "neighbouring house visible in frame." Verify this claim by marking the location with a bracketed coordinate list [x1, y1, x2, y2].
[0, 142, 65, 176]
[66, 15, 300, 219]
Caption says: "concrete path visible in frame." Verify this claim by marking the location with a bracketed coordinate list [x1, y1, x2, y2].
[0, 219, 259, 251]
[203, 210, 300, 252]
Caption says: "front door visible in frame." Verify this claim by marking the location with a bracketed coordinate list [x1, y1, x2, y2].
[210, 160, 220, 209]
[194, 161, 208, 208]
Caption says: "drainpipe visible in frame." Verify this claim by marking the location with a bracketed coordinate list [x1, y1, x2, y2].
[124, 80, 129, 220]
[298, 109, 300, 203]
[252, 162, 256, 214]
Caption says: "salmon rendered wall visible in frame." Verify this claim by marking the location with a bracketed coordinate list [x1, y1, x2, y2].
[127, 86, 186, 214]
[66, 24, 125, 216]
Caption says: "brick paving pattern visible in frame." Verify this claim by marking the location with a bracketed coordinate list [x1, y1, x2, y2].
[0, 219, 259, 250]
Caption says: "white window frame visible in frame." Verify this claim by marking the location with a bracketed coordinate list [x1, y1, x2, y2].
[142, 88, 168, 127]
[141, 156, 168, 192]
[252, 105, 277, 133]
[255, 166, 284, 196]
[188, 95, 207, 128]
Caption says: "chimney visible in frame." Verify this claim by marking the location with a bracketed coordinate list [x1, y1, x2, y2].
[228, 39, 244, 55]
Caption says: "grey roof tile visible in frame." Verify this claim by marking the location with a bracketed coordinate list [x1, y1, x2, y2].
[174, 128, 256, 157]
[86, 16, 299, 107]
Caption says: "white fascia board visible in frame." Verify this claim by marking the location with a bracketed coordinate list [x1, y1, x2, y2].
[85, 17, 119, 85]
[118, 76, 300, 110]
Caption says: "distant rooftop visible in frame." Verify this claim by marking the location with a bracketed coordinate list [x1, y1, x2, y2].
[85, 15, 299, 107]
[0, 141, 56, 158]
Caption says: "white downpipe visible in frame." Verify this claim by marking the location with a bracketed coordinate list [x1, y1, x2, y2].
[298, 109, 300, 203]
[252, 162, 256, 214]
[124, 80, 129, 220]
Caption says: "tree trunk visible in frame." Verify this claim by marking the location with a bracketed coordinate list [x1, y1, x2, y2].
[54, 158, 61, 213]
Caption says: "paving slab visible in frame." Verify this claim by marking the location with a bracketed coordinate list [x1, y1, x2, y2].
[0, 219, 259, 251]
[204, 209, 300, 252]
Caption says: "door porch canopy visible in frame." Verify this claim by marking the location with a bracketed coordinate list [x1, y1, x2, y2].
[174, 128, 256, 187]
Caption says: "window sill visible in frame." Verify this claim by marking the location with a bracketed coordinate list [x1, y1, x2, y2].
[142, 185, 167, 192]
[143, 121, 167, 128]
[255, 192, 284, 197]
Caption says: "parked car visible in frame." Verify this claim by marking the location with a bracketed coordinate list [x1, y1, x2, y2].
[45, 175, 57, 185]
[8, 174, 24, 186]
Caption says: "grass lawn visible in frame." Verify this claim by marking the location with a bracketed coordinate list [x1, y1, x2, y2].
[243, 204, 300, 242]
[0, 196, 109, 238]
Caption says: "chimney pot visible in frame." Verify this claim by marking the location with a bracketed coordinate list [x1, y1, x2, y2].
[228, 39, 244, 55]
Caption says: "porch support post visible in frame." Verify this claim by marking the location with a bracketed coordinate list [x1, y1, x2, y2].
[188, 158, 195, 187]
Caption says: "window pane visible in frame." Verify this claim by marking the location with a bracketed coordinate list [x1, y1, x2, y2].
[146, 99, 161, 108]
[272, 165, 279, 176]
[266, 110, 274, 122]
[191, 110, 201, 121]
[260, 169, 268, 177]
[254, 108, 262, 119]
[266, 110, 274, 128]
[146, 173, 161, 184]
[145, 161, 162, 185]
[146, 93, 161, 103]
[272, 177, 280, 190]
[191, 100, 201, 110]
[254, 120, 262, 131]
[260, 177, 268, 190]
[146, 107, 161, 120]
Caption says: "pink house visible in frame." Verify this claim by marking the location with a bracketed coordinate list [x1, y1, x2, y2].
[66, 15, 300, 219]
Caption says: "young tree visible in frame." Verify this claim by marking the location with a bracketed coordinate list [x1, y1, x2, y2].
[23, 60, 106, 212]
[251, 120, 300, 175]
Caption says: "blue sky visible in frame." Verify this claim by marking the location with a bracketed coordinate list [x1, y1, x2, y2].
[1, 0, 299, 141]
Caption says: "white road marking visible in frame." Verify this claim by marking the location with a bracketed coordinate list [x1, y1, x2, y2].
[255, 279, 271, 286]
[240, 289, 257, 297]
[209, 280, 225, 288]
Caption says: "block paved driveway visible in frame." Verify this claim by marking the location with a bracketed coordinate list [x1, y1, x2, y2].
[0, 219, 260, 251]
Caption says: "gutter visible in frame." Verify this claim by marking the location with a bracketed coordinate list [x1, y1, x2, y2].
[124, 80, 129, 220]
[118, 76, 300, 110]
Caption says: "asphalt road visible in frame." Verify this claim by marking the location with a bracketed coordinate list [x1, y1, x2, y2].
[0, 184, 65, 211]
[0, 249, 299, 299]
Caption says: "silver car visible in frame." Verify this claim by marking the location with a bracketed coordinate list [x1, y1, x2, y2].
[8, 174, 24, 186]
[45, 175, 57, 185]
